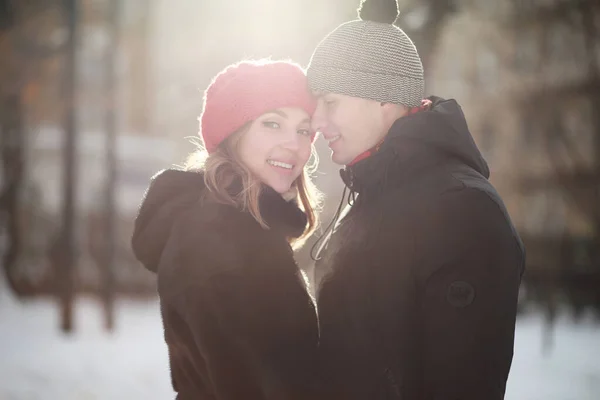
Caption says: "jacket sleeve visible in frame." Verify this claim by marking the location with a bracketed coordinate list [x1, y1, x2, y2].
[415, 188, 525, 400]
[161, 212, 319, 400]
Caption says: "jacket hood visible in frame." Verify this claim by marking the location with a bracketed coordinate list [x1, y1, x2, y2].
[131, 169, 206, 273]
[345, 97, 489, 192]
[131, 169, 308, 273]
[388, 96, 489, 178]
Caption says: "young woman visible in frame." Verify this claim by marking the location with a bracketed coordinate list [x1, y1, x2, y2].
[131, 60, 321, 400]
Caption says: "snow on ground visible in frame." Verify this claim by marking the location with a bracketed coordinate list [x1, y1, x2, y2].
[0, 288, 599, 400]
[0, 292, 175, 400]
[506, 311, 600, 400]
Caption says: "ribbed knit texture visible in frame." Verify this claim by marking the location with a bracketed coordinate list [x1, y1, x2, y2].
[200, 60, 317, 153]
[307, 19, 424, 107]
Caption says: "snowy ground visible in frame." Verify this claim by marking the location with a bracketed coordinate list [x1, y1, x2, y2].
[1, 290, 599, 400]
[506, 311, 600, 400]
[0, 294, 175, 400]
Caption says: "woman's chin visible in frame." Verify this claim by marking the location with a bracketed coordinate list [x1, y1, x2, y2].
[263, 178, 293, 195]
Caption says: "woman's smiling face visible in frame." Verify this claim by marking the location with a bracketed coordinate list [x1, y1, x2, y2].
[237, 107, 313, 194]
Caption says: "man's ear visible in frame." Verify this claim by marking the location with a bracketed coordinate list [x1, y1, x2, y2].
[381, 102, 407, 122]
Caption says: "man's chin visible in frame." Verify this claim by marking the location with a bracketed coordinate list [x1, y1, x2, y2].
[331, 151, 349, 166]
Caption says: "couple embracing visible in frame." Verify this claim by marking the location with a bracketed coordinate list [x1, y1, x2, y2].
[132, 0, 525, 399]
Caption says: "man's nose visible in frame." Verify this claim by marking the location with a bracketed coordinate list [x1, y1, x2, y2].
[311, 103, 327, 135]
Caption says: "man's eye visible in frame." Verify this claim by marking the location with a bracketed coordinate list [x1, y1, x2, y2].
[298, 129, 312, 137]
[262, 121, 280, 129]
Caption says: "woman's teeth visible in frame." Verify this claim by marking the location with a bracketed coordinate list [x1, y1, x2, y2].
[328, 135, 341, 144]
[267, 159, 293, 170]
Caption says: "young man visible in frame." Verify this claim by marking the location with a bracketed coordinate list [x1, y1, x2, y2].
[307, 0, 525, 399]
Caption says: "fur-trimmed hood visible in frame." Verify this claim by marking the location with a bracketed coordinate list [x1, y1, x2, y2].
[131, 169, 307, 273]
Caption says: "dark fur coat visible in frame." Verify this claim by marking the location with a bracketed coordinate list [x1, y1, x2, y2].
[132, 170, 319, 400]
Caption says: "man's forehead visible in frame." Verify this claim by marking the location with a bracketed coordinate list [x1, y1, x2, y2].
[312, 90, 341, 98]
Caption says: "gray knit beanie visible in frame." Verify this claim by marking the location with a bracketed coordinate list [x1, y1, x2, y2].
[307, 0, 424, 107]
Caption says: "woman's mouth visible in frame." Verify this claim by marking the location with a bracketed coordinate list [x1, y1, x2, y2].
[267, 159, 294, 170]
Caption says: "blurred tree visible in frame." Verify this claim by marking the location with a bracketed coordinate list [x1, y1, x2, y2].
[0, 0, 66, 297]
[100, 0, 119, 332]
[498, 0, 600, 325]
[0, 0, 85, 334]
[512, 0, 600, 271]
[397, 0, 459, 85]
[122, 0, 152, 134]
[56, 0, 78, 333]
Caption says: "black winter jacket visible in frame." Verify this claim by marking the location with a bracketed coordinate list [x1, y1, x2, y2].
[132, 170, 319, 400]
[314, 97, 525, 400]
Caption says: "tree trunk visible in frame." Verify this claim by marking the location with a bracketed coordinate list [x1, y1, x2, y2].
[0, 93, 27, 296]
[56, 0, 78, 333]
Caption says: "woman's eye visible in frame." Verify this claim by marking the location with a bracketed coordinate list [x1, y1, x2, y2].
[298, 128, 312, 137]
[262, 121, 280, 129]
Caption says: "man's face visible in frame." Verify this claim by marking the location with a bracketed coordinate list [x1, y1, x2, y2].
[311, 93, 389, 165]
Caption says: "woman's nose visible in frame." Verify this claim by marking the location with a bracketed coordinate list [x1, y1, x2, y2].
[281, 130, 301, 151]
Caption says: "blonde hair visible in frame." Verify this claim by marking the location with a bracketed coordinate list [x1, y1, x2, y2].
[185, 125, 321, 249]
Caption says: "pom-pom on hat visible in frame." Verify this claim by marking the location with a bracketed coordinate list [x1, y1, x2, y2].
[307, 0, 424, 107]
[358, 0, 399, 24]
[200, 60, 317, 153]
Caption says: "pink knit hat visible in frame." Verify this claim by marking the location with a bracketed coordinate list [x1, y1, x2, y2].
[200, 60, 317, 153]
